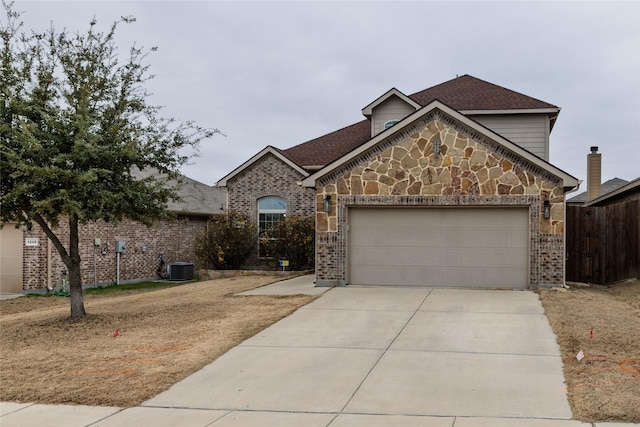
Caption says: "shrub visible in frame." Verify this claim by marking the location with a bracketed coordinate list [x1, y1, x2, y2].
[261, 215, 315, 270]
[195, 211, 257, 270]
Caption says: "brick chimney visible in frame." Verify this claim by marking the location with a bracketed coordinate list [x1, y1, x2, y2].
[587, 146, 601, 201]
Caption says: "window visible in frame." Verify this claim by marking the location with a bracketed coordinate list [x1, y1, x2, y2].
[384, 120, 399, 129]
[258, 196, 286, 257]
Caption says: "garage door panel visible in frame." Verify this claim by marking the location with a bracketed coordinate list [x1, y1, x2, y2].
[460, 247, 528, 268]
[350, 266, 526, 287]
[357, 266, 431, 286]
[348, 208, 528, 288]
[353, 246, 527, 269]
[350, 245, 526, 266]
[352, 226, 524, 248]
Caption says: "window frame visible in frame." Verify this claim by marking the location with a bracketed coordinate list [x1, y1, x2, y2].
[384, 120, 399, 129]
[257, 196, 287, 257]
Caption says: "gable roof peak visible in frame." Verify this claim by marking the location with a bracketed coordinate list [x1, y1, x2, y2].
[302, 100, 577, 191]
[216, 145, 309, 187]
[222, 75, 563, 183]
[409, 74, 559, 112]
[361, 87, 421, 118]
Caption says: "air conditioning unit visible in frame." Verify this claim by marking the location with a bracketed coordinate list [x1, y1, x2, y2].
[168, 262, 194, 281]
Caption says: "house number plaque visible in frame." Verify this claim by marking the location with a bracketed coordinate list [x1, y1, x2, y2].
[25, 238, 39, 246]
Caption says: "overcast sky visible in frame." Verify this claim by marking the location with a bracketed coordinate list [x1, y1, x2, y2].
[10, 1, 640, 188]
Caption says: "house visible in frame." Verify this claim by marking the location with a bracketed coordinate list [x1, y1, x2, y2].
[0, 174, 226, 294]
[584, 178, 640, 207]
[565, 148, 640, 284]
[567, 177, 629, 205]
[567, 146, 630, 205]
[218, 75, 579, 289]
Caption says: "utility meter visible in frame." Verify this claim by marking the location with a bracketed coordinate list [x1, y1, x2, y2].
[115, 240, 126, 253]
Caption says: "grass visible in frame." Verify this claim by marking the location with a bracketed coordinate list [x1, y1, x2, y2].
[84, 281, 185, 295]
[0, 274, 318, 407]
[22, 280, 191, 298]
[539, 279, 640, 423]
[2, 275, 638, 422]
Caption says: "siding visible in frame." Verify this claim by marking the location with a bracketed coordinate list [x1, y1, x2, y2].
[371, 97, 416, 136]
[471, 114, 549, 160]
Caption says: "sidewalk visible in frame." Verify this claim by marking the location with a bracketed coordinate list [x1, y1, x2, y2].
[0, 293, 23, 300]
[1, 277, 638, 426]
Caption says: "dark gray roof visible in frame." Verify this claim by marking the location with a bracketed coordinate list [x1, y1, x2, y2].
[167, 175, 226, 215]
[132, 168, 225, 216]
[567, 178, 629, 204]
[585, 178, 640, 206]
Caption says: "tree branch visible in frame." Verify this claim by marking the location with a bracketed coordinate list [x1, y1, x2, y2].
[32, 212, 71, 266]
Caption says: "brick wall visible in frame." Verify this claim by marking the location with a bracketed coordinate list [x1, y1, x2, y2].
[226, 153, 315, 220]
[22, 215, 208, 292]
[225, 153, 315, 267]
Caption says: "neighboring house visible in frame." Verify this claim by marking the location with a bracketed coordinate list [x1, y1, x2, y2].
[567, 177, 629, 205]
[565, 148, 639, 283]
[218, 75, 579, 289]
[566, 147, 629, 206]
[0, 173, 225, 294]
[584, 178, 640, 207]
[0, 222, 23, 293]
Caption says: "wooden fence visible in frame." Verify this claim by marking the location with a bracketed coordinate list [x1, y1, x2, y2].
[566, 199, 640, 284]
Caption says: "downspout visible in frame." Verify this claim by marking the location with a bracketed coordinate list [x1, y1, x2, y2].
[46, 228, 53, 291]
[117, 251, 121, 285]
[563, 180, 583, 287]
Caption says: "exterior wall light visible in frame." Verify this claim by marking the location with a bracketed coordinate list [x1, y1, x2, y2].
[323, 195, 332, 213]
[432, 136, 442, 155]
[543, 200, 550, 219]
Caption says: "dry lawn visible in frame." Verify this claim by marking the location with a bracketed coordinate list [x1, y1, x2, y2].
[3, 275, 638, 423]
[539, 279, 640, 423]
[0, 275, 317, 407]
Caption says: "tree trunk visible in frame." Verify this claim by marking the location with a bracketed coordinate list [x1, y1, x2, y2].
[68, 214, 86, 318]
[33, 213, 87, 318]
[68, 261, 85, 318]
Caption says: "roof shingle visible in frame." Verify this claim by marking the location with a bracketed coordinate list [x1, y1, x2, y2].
[282, 120, 371, 169]
[567, 178, 630, 204]
[284, 75, 558, 169]
[409, 75, 558, 110]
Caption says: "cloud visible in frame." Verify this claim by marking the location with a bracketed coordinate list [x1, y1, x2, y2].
[10, 1, 640, 184]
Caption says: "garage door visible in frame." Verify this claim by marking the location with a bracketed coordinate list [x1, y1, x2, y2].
[0, 223, 24, 293]
[348, 207, 529, 288]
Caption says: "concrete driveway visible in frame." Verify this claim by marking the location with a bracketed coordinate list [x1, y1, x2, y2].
[5, 278, 624, 426]
[141, 284, 579, 426]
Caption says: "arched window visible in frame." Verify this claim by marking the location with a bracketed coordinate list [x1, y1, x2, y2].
[258, 197, 286, 257]
[384, 120, 399, 129]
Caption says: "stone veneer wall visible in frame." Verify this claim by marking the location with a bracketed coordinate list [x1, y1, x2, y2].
[22, 216, 207, 292]
[314, 114, 566, 288]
